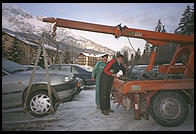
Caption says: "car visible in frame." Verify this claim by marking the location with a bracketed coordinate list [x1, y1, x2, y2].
[128, 65, 157, 80]
[2, 58, 81, 118]
[23, 64, 83, 96]
[48, 64, 95, 89]
[23, 65, 45, 71]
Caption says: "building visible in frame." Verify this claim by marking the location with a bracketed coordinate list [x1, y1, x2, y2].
[76, 52, 112, 67]
[2, 32, 64, 66]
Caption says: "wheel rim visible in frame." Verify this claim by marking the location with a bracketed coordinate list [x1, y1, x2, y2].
[30, 94, 51, 115]
[160, 98, 181, 120]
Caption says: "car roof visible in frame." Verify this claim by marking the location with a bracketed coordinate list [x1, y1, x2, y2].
[49, 64, 92, 72]
[50, 64, 83, 68]
[23, 65, 42, 67]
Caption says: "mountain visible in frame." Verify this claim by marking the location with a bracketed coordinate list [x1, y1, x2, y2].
[2, 3, 116, 56]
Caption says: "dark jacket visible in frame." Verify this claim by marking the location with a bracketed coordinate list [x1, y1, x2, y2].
[103, 59, 126, 77]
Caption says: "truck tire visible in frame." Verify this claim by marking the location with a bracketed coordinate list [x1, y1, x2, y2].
[150, 91, 189, 127]
[27, 90, 56, 118]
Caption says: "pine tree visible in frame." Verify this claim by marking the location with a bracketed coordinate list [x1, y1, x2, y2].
[30, 47, 49, 69]
[38, 49, 50, 69]
[7, 36, 22, 63]
[129, 53, 135, 65]
[142, 42, 151, 56]
[122, 50, 129, 65]
[135, 48, 141, 61]
[30, 48, 38, 65]
[155, 19, 162, 32]
[116, 51, 121, 58]
[63, 47, 71, 64]
[173, 5, 194, 63]
[175, 5, 194, 35]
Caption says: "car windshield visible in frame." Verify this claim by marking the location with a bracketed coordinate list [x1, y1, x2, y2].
[23, 65, 45, 71]
[75, 65, 92, 72]
[2, 58, 25, 73]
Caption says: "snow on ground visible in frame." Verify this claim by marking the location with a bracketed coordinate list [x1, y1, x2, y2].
[2, 87, 194, 131]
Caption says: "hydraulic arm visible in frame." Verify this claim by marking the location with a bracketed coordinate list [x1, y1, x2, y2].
[43, 17, 194, 46]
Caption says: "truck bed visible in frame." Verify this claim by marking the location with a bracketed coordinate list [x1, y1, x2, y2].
[112, 78, 194, 94]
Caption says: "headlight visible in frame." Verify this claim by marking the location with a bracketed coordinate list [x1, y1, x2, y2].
[63, 74, 74, 82]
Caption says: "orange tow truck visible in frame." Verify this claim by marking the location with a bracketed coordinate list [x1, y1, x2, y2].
[43, 17, 194, 127]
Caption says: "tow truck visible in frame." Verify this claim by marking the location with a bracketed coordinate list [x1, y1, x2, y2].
[43, 17, 194, 127]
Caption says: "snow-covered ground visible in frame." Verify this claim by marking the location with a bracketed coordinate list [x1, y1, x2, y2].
[2, 87, 194, 131]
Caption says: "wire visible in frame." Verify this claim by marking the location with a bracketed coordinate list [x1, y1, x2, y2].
[127, 37, 137, 54]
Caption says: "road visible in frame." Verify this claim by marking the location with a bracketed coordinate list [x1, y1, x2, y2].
[2, 86, 194, 131]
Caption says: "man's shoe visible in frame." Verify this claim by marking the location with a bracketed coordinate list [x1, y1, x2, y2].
[101, 110, 109, 115]
[107, 109, 114, 113]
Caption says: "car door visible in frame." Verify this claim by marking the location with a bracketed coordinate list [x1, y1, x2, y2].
[2, 70, 23, 109]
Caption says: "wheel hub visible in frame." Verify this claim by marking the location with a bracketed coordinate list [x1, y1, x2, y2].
[30, 94, 51, 115]
[160, 98, 181, 119]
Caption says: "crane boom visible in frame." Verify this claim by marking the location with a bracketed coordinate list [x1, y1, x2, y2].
[43, 17, 194, 46]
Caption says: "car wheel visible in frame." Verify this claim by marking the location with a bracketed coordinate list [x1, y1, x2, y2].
[82, 80, 87, 90]
[27, 90, 56, 118]
[150, 91, 189, 127]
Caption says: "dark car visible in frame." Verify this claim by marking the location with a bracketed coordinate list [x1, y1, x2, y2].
[128, 65, 157, 80]
[2, 58, 80, 118]
[48, 64, 95, 89]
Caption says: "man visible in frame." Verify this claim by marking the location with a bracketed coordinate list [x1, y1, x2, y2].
[99, 53, 126, 115]
[91, 54, 108, 109]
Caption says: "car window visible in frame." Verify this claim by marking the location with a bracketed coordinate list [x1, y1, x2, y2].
[72, 66, 79, 74]
[49, 65, 60, 71]
[61, 65, 71, 72]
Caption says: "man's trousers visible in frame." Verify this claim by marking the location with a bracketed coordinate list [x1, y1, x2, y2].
[99, 72, 114, 111]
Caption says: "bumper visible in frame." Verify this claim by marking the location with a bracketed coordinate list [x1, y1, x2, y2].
[84, 79, 95, 86]
[52, 79, 79, 101]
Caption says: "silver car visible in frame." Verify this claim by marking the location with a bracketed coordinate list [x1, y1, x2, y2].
[2, 58, 80, 118]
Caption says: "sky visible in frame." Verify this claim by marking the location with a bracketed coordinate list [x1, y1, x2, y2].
[15, 3, 194, 52]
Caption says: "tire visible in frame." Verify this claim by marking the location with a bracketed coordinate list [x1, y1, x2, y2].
[79, 79, 86, 90]
[83, 81, 87, 90]
[74, 87, 82, 96]
[27, 90, 56, 118]
[150, 91, 189, 127]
